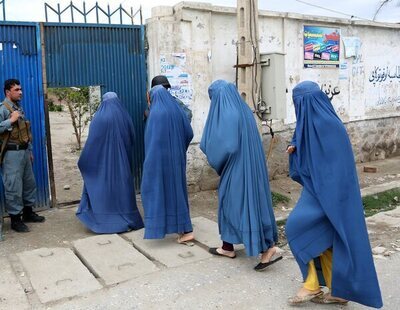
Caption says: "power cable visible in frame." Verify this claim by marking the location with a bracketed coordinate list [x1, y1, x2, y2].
[373, 0, 390, 21]
[295, 0, 373, 21]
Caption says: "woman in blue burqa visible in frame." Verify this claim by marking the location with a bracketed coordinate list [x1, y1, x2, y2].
[286, 81, 382, 308]
[200, 80, 281, 271]
[141, 85, 194, 243]
[76, 92, 144, 233]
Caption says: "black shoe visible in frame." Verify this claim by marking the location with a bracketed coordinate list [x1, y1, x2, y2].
[23, 207, 45, 223]
[254, 255, 283, 271]
[10, 215, 30, 233]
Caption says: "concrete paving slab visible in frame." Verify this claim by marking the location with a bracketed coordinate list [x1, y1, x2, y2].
[51, 250, 400, 310]
[361, 180, 400, 197]
[192, 216, 245, 250]
[124, 229, 212, 268]
[0, 258, 29, 309]
[73, 234, 159, 286]
[17, 247, 102, 303]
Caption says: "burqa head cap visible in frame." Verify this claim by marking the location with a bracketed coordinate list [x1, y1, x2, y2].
[102, 92, 118, 101]
[151, 75, 171, 89]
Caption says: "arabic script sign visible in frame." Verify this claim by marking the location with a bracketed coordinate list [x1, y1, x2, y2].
[303, 25, 340, 68]
[369, 65, 400, 84]
[320, 84, 340, 101]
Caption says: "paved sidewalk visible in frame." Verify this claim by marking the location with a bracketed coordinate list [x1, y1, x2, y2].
[0, 213, 399, 309]
[51, 249, 400, 310]
[0, 156, 399, 309]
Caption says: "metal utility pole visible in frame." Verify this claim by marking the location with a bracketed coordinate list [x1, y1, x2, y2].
[236, 0, 262, 124]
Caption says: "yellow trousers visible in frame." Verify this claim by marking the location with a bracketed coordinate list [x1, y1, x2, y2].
[303, 249, 333, 291]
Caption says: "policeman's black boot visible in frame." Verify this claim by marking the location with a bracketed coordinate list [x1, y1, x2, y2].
[10, 214, 30, 233]
[22, 206, 45, 223]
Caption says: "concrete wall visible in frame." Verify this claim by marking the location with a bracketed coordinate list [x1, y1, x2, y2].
[146, 2, 400, 191]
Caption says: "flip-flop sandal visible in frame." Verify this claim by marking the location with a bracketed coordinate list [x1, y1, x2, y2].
[287, 291, 323, 306]
[254, 255, 283, 271]
[179, 240, 194, 246]
[177, 234, 195, 246]
[209, 247, 236, 259]
[311, 294, 349, 305]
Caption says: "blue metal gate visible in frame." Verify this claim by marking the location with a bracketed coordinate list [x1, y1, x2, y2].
[0, 22, 50, 210]
[43, 23, 147, 189]
[0, 11, 147, 221]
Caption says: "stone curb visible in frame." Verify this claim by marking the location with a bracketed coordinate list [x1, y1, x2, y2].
[276, 180, 400, 223]
[360, 180, 400, 197]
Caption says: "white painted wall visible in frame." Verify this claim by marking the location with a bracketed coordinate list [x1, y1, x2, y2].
[146, 2, 400, 190]
[147, 2, 400, 136]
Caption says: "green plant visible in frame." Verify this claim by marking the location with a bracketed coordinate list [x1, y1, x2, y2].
[276, 219, 287, 227]
[47, 98, 55, 111]
[48, 98, 63, 112]
[362, 188, 400, 217]
[49, 87, 99, 150]
[271, 191, 290, 208]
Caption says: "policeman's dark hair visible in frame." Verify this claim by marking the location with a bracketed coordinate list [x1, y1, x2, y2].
[4, 79, 21, 96]
[151, 75, 171, 89]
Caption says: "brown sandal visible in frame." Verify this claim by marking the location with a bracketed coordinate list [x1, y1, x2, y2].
[288, 291, 323, 306]
[311, 294, 349, 305]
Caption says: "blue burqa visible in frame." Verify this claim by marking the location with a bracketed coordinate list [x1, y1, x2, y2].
[76, 92, 144, 233]
[200, 80, 278, 256]
[286, 81, 382, 308]
[141, 85, 194, 239]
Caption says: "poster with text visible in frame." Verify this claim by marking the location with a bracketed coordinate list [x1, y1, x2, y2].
[303, 25, 340, 68]
[160, 53, 193, 107]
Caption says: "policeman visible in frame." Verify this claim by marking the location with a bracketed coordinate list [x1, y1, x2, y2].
[0, 79, 45, 233]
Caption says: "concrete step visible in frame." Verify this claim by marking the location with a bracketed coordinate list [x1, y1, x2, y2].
[0, 257, 29, 309]
[124, 229, 212, 268]
[191, 216, 221, 248]
[17, 247, 102, 303]
[73, 234, 159, 286]
[192, 216, 245, 251]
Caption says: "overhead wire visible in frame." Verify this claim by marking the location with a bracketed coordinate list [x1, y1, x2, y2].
[294, 0, 373, 21]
